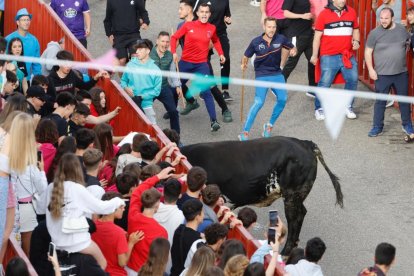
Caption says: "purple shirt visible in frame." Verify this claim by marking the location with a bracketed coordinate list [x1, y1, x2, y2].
[50, 0, 90, 39]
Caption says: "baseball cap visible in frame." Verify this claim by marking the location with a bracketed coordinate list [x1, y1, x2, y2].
[26, 86, 46, 102]
[15, 8, 33, 21]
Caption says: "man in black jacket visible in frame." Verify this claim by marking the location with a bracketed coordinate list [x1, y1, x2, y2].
[104, 0, 149, 67]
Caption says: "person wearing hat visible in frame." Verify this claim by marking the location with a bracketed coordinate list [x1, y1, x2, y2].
[120, 39, 162, 126]
[5, 8, 41, 78]
[26, 85, 46, 116]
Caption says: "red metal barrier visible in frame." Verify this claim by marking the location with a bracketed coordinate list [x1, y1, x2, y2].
[3, 237, 38, 276]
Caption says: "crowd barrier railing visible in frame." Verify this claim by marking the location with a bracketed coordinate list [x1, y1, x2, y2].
[4, 0, 286, 275]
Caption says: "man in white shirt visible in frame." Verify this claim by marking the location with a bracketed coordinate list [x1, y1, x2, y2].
[153, 179, 185, 273]
[285, 237, 326, 276]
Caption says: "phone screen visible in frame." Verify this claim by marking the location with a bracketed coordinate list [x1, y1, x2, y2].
[48, 242, 55, 256]
[269, 210, 278, 227]
[268, 228, 276, 245]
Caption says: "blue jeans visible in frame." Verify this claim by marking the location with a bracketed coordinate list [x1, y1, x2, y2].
[315, 55, 358, 110]
[373, 72, 412, 128]
[0, 176, 9, 249]
[156, 86, 180, 134]
[179, 60, 217, 121]
[243, 74, 287, 132]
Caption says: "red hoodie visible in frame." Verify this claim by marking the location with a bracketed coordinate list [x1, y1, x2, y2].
[127, 175, 168, 272]
[171, 20, 224, 63]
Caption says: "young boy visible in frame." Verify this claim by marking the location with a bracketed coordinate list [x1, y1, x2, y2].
[115, 172, 139, 231]
[68, 103, 90, 136]
[92, 192, 143, 276]
[120, 39, 162, 125]
[47, 92, 77, 141]
[83, 148, 105, 199]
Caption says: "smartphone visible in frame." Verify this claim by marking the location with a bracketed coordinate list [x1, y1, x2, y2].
[48, 242, 55, 256]
[37, 150, 42, 162]
[269, 210, 278, 227]
[268, 228, 276, 245]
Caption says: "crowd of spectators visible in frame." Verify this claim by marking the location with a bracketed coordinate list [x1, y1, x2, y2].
[0, 0, 406, 275]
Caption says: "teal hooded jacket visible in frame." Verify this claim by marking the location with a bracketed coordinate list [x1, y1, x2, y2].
[120, 57, 162, 108]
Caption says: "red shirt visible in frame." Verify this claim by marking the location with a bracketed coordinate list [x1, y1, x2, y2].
[315, 6, 359, 56]
[127, 175, 168, 272]
[92, 221, 129, 276]
[85, 104, 115, 129]
[171, 20, 224, 63]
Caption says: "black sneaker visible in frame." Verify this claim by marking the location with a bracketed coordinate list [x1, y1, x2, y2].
[210, 120, 221, 132]
[163, 112, 170, 120]
[222, 91, 233, 102]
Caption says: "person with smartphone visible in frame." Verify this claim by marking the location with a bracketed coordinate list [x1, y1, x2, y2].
[250, 211, 286, 269]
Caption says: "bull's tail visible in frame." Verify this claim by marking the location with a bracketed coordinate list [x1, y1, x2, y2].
[313, 143, 344, 208]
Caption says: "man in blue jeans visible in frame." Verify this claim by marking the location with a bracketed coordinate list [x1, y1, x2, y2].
[310, 0, 360, 121]
[365, 8, 413, 138]
[150, 31, 181, 134]
[239, 17, 296, 141]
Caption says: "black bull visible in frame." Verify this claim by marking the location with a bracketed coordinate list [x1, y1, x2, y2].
[180, 136, 343, 255]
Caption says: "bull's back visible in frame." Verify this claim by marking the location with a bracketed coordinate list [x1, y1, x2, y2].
[181, 137, 318, 205]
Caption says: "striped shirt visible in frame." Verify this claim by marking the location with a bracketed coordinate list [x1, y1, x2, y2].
[315, 5, 359, 56]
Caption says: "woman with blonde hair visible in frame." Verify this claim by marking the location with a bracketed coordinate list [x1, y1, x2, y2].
[181, 246, 215, 276]
[224, 254, 250, 276]
[139, 237, 170, 276]
[0, 111, 21, 265]
[46, 153, 125, 270]
[8, 112, 47, 257]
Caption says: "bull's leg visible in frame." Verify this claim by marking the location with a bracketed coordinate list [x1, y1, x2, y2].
[281, 196, 307, 256]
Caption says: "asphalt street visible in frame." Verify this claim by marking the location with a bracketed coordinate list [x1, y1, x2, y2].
[84, 0, 414, 274]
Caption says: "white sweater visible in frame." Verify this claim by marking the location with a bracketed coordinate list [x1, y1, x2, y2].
[46, 181, 125, 252]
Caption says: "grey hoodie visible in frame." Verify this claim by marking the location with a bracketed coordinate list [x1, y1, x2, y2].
[285, 259, 324, 276]
[40, 41, 62, 76]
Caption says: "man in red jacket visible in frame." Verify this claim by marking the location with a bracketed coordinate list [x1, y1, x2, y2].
[125, 167, 174, 275]
[171, 3, 225, 132]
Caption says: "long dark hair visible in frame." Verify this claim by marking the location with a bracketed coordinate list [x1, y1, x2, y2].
[7, 37, 25, 56]
[94, 123, 114, 161]
[47, 136, 77, 183]
[89, 87, 107, 116]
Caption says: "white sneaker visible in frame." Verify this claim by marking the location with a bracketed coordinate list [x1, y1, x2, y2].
[315, 108, 325, 120]
[250, 0, 261, 7]
[346, 107, 357, 119]
[385, 99, 394, 108]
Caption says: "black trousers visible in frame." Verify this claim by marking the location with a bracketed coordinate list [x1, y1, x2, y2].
[208, 33, 231, 91]
[282, 34, 316, 87]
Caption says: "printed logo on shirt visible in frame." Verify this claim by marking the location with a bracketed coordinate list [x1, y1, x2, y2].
[189, 29, 194, 33]
[60, 3, 65, 7]
[74, 1, 80, 7]
[130, 0, 135, 5]
[64, 8, 77, 18]
[207, 30, 212, 38]
[258, 43, 265, 50]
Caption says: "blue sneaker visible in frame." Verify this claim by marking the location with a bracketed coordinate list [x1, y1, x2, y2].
[238, 131, 249, 141]
[262, 123, 273, 138]
[368, 126, 383, 137]
[402, 124, 414, 135]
